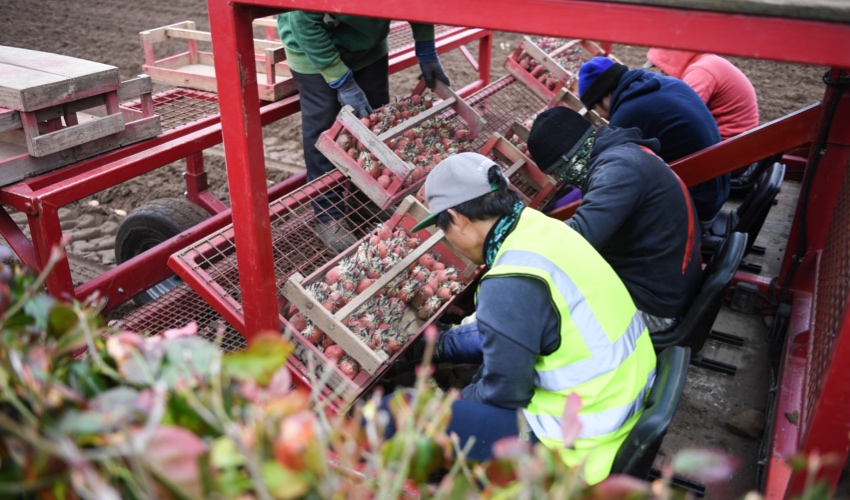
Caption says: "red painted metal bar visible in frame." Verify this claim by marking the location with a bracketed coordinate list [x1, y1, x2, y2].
[207, 1, 280, 337]
[27, 206, 74, 301]
[0, 208, 38, 270]
[76, 172, 306, 314]
[764, 289, 813, 499]
[185, 152, 228, 215]
[780, 82, 850, 286]
[239, 0, 850, 68]
[671, 104, 821, 187]
[790, 294, 850, 494]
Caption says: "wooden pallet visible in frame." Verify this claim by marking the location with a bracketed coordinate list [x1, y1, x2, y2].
[282, 197, 479, 383]
[503, 37, 613, 125]
[316, 79, 486, 209]
[0, 75, 161, 186]
[140, 21, 295, 102]
[480, 133, 561, 209]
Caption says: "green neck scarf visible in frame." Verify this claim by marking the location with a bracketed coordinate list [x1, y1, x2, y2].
[552, 133, 596, 188]
[483, 201, 525, 267]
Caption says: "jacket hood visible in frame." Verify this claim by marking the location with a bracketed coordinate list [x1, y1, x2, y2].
[609, 69, 662, 117]
[588, 127, 662, 173]
[646, 48, 700, 79]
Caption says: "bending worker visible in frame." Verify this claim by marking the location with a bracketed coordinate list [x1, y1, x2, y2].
[406, 152, 656, 484]
[276, 13, 450, 251]
[577, 56, 726, 226]
[527, 106, 702, 333]
[645, 48, 759, 141]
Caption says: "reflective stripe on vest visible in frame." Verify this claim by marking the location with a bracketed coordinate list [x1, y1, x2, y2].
[494, 249, 647, 392]
[524, 369, 656, 440]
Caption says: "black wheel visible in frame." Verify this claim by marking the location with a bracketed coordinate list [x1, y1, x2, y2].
[115, 197, 210, 305]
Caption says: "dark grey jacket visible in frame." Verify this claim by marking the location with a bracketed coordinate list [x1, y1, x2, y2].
[567, 126, 703, 318]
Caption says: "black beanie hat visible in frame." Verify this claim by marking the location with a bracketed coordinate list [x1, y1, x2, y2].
[527, 107, 595, 174]
[578, 60, 629, 110]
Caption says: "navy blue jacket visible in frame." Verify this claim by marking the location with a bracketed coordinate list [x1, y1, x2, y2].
[609, 69, 727, 222]
[567, 126, 703, 318]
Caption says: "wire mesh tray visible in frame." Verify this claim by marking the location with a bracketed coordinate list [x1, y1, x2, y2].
[282, 196, 478, 376]
[169, 172, 476, 410]
[316, 79, 485, 210]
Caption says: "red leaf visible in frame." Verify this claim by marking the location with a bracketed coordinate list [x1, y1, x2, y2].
[162, 321, 198, 339]
[588, 474, 651, 499]
[561, 391, 583, 448]
[140, 426, 208, 497]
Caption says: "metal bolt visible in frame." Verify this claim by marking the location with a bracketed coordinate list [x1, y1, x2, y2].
[23, 202, 33, 214]
[118, 288, 124, 293]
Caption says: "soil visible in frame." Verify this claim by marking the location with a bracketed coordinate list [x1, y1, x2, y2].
[0, 1, 830, 497]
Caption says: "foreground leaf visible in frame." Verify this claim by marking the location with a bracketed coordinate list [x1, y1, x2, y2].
[223, 333, 294, 386]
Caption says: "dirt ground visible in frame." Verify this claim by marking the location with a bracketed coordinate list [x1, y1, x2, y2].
[0, 1, 830, 497]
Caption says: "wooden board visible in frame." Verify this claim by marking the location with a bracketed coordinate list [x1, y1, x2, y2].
[0, 46, 120, 112]
[139, 23, 294, 102]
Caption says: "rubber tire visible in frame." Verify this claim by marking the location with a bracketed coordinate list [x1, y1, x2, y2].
[115, 197, 210, 305]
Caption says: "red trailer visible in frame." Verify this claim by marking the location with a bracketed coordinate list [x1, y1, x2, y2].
[199, 0, 850, 498]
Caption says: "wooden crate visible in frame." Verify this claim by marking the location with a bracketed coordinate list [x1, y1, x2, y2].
[0, 75, 161, 186]
[281, 197, 480, 406]
[480, 133, 561, 209]
[139, 21, 295, 102]
[504, 37, 614, 124]
[315, 79, 486, 210]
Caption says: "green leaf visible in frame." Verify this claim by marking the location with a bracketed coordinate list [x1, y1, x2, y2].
[210, 437, 244, 469]
[159, 337, 218, 389]
[213, 466, 253, 497]
[57, 387, 144, 435]
[223, 334, 294, 386]
[22, 295, 55, 330]
[46, 303, 78, 339]
[261, 460, 311, 499]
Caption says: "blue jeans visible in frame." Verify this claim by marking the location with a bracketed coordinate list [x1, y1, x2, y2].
[381, 392, 537, 462]
[291, 55, 390, 221]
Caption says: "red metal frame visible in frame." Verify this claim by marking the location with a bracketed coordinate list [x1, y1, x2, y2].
[0, 27, 491, 314]
[206, 1, 850, 498]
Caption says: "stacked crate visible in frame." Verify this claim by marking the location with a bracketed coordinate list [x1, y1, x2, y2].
[0, 46, 161, 185]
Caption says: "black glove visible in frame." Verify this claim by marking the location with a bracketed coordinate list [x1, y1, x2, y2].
[415, 40, 451, 89]
[330, 70, 372, 119]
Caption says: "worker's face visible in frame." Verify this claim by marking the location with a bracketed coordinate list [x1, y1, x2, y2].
[442, 209, 484, 265]
[592, 95, 611, 119]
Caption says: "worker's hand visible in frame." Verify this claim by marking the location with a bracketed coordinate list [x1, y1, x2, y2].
[434, 321, 483, 364]
[330, 70, 373, 119]
[415, 40, 451, 89]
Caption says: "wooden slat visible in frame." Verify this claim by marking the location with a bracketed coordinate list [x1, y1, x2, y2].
[139, 21, 196, 45]
[338, 106, 412, 178]
[0, 46, 120, 112]
[283, 275, 387, 374]
[0, 108, 21, 134]
[27, 113, 125, 157]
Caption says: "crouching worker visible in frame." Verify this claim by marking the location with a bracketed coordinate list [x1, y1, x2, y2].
[387, 152, 656, 485]
[527, 107, 703, 333]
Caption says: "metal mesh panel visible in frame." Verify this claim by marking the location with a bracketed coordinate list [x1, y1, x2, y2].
[122, 88, 220, 131]
[119, 283, 247, 352]
[173, 172, 390, 317]
[465, 76, 547, 149]
[806, 161, 850, 427]
[388, 22, 457, 53]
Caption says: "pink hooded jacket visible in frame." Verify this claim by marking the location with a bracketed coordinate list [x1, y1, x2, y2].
[646, 49, 759, 140]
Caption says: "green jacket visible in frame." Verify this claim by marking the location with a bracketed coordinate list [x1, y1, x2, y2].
[276, 12, 435, 83]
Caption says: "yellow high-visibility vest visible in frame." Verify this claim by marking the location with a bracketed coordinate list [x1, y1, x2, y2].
[482, 208, 657, 484]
